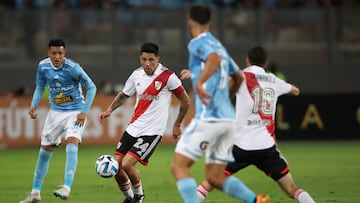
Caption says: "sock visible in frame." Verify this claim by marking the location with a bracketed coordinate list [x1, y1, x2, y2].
[118, 179, 134, 199]
[64, 143, 78, 188]
[176, 177, 199, 203]
[32, 148, 53, 191]
[294, 189, 316, 203]
[222, 176, 256, 203]
[197, 183, 209, 202]
[132, 180, 144, 195]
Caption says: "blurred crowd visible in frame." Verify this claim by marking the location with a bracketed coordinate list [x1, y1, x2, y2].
[0, 0, 344, 10]
[0, 0, 349, 98]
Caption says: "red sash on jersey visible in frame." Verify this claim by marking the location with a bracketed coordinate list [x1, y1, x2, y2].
[244, 72, 276, 140]
[129, 69, 174, 124]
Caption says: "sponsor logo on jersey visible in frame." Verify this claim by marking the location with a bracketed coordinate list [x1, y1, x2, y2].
[138, 93, 159, 100]
[54, 92, 74, 105]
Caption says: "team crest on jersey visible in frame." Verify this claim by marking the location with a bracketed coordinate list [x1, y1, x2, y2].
[55, 80, 61, 87]
[155, 81, 162, 90]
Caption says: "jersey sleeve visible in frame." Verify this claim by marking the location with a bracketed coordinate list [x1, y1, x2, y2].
[122, 71, 136, 96]
[228, 57, 240, 75]
[275, 77, 292, 96]
[167, 73, 183, 90]
[30, 65, 46, 108]
[189, 40, 216, 62]
[74, 64, 97, 114]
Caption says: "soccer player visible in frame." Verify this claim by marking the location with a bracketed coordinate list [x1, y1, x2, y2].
[98, 42, 190, 203]
[195, 46, 316, 203]
[170, 5, 270, 203]
[19, 39, 97, 203]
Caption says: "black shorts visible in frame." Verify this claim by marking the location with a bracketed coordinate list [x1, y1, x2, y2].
[225, 145, 289, 181]
[115, 131, 162, 166]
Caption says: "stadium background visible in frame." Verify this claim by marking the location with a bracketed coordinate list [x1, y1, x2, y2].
[0, 0, 359, 147]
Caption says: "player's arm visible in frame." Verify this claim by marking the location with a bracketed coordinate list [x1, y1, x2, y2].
[77, 66, 97, 114]
[196, 52, 221, 106]
[29, 66, 46, 119]
[229, 70, 243, 104]
[98, 92, 130, 123]
[172, 86, 191, 139]
[289, 85, 300, 96]
[180, 69, 192, 80]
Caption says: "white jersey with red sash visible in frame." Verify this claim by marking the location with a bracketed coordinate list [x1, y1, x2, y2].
[234, 65, 292, 150]
[122, 63, 184, 138]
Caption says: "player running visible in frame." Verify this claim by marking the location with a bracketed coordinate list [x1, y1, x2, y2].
[171, 5, 270, 203]
[196, 46, 316, 203]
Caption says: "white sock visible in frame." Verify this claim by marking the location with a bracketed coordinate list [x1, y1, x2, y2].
[118, 179, 134, 199]
[132, 180, 144, 195]
[197, 183, 209, 202]
[294, 189, 316, 203]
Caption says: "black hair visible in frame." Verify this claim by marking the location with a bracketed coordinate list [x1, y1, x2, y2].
[140, 42, 159, 56]
[247, 46, 267, 66]
[48, 39, 65, 48]
[189, 5, 211, 25]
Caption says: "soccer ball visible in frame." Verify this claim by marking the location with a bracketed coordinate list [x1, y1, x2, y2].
[95, 155, 119, 178]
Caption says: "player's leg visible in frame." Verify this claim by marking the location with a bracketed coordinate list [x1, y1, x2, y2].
[114, 131, 136, 202]
[277, 174, 316, 203]
[196, 180, 213, 202]
[114, 156, 134, 203]
[20, 111, 61, 203]
[171, 120, 202, 203]
[19, 145, 55, 203]
[171, 153, 197, 203]
[197, 145, 251, 202]
[255, 145, 315, 203]
[205, 121, 270, 203]
[54, 111, 84, 200]
[123, 134, 162, 203]
[206, 163, 261, 203]
[53, 137, 80, 200]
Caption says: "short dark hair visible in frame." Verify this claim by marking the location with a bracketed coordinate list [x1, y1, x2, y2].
[141, 42, 159, 56]
[189, 5, 211, 25]
[48, 39, 65, 48]
[247, 46, 267, 66]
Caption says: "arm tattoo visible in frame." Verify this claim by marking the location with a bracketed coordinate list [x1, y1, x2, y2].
[109, 92, 128, 112]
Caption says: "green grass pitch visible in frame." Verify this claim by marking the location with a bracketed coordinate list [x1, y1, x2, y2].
[2, 140, 360, 203]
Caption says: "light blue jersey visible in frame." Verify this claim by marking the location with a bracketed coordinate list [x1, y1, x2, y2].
[31, 57, 96, 114]
[188, 32, 239, 120]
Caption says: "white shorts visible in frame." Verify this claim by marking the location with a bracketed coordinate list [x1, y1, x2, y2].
[175, 119, 235, 164]
[41, 110, 86, 146]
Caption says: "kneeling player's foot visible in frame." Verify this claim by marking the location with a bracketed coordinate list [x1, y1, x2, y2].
[256, 194, 270, 203]
[132, 194, 144, 203]
[53, 185, 70, 200]
[19, 191, 41, 203]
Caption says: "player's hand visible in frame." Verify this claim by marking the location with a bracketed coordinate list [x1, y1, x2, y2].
[98, 110, 111, 124]
[76, 113, 86, 127]
[180, 69, 191, 80]
[172, 125, 182, 140]
[28, 107, 37, 119]
[195, 82, 212, 106]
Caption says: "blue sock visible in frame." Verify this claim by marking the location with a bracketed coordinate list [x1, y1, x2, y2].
[64, 143, 78, 188]
[32, 148, 52, 191]
[176, 177, 199, 203]
[223, 176, 256, 203]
